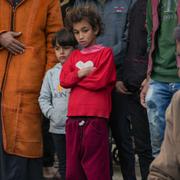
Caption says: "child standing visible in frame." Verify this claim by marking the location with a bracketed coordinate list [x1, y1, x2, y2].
[60, 4, 116, 180]
[38, 28, 77, 180]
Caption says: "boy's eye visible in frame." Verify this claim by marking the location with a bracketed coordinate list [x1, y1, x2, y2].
[55, 47, 60, 50]
[64, 46, 72, 49]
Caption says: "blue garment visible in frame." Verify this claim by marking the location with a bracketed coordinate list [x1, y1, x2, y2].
[145, 79, 180, 156]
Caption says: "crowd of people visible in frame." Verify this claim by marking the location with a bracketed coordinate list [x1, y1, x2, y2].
[0, 0, 180, 180]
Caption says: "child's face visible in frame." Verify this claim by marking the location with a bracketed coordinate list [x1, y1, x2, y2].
[54, 45, 73, 64]
[73, 19, 98, 48]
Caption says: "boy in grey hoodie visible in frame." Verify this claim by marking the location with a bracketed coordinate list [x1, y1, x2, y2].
[38, 28, 77, 180]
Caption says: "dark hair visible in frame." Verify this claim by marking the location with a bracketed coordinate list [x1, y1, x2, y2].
[52, 28, 77, 47]
[174, 24, 180, 41]
[65, 3, 104, 37]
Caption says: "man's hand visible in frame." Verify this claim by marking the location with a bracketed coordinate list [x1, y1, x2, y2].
[78, 67, 96, 78]
[115, 81, 130, 94]
[140, 78, 149, 108]
[0, 31, 25, 55]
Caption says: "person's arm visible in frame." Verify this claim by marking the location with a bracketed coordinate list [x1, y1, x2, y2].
[175, 26, 180, 69]
[115, 0, 137, 93]
[77, 48, 116, 90]
[148, 91, 180, 180]
[113, 0, 136, 60]
[113, 16, 128, 82]
[38, 71, 54, 120]
[45, 0, 63, 71]
[60, 51, 82, 88]
[113, 0, 137, 95]
[115, 0, 137, 81]
[140, 0, 152, 107]
[146, 0, 152, 52]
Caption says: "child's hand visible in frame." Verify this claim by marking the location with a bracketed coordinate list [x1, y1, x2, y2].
[78, 67, 96, 78]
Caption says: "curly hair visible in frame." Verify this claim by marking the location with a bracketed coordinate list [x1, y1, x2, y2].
[65, 3, 104, 37]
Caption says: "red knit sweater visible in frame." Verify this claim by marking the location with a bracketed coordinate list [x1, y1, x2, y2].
[60, 45, 116, 119]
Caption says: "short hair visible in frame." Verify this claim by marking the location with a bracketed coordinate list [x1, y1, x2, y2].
[52, 28, 77, 48]
[174, 24, 180, 41]
[65, 3, 104, 37]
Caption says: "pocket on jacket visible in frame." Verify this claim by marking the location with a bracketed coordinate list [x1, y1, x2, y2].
[50, 106, 67, 128]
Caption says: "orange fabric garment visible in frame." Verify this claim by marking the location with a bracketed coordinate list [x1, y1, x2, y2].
[0, 0, 63, 158]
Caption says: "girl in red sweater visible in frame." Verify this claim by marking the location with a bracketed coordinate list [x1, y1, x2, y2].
[60, 4, 116, 180]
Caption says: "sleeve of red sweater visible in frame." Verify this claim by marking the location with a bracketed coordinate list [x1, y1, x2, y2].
[60, 51, 81, 88]
[78, 48, 116, 90]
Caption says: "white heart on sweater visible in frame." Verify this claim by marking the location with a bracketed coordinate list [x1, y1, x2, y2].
[75, 61, 94, 69]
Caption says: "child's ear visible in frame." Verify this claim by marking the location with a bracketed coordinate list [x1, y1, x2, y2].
[94, 31, 98, 35]
[94, 26, 99, 35]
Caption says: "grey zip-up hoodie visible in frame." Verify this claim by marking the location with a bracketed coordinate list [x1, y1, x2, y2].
[39, 63, 70, 134]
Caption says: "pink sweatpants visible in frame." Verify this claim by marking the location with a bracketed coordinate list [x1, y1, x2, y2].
[66, 117, 110, 180]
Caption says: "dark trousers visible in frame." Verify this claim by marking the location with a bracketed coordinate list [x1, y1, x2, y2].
[0, 152, 43, 180]
[52, 133, 66, 180]
[0, 121, 42, 180]
[110, 92, 136, 180]
[127, 93, 153, 180]
[110, 91, 153, 180]
[66, 117, 110, 180]
[42, 116, 54, 167]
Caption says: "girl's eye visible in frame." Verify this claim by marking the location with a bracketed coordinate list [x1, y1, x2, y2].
[82, 29, 89, 33]
[73, 31, 79, 35]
